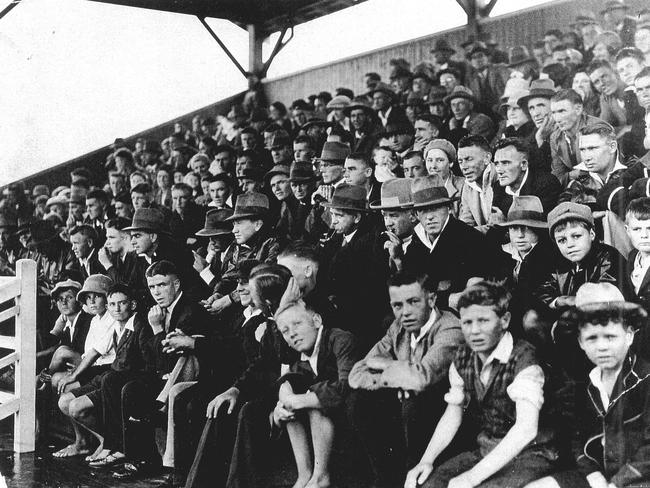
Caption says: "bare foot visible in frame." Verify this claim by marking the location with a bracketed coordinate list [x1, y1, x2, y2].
[292, 474, 313, 488]
[85, 446, 108, 462]
[52, 443, 91, 458]
[305, 473, 331, 488]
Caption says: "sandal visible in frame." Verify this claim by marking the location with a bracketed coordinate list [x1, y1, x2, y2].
[89, 452, 125, 468]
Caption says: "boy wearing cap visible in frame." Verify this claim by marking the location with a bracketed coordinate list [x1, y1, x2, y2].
[536, 202, 627, 316]
[273, 300, 357, 488]
[406, 282, 558, 488]
[527, 282, 650, 488]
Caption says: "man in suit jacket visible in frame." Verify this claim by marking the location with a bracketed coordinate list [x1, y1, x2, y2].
[491, 137, 562, 217]
[349, 271, 464, 488]
[465, 42, 511, 116]
[344, 97, 381, 155]
[69, 225, 105, 281]
[404, 177, 500, 309]
[444, 86, 496, 144]
[169, 183, 206, 246]
[370, 83, 410, 129]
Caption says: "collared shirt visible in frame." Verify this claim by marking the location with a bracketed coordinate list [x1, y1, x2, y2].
[243, 306, 262, 324]
[573, 158, 627, 187]
[165, 291, 183, 332]
[401, 235, 413, 255]
[505, 169, 529, 197]
[84, 310, 117, 365]
[632, 252, 650, 293]
[93, 314, 136, 357]
[61, 312, 82, 342]
[589, 365, 622, 411]
[410, 309, 437, 352]
[79, 248, 96, 276]
[300, 326, 324, 376]
[502, 242, 536, 281]
[414, 216, 450, 253]
[377, 106, 393, 127]
[444, 332, 545, 410]
[343, 229, 358, 246]
[466, 180, 483, 194]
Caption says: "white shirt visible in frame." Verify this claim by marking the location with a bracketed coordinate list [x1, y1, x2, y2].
[343, 229, 358, 245]
[505, 169, 529, 197]
[444, 332, 545, 410]
[410, 309, 437, 352]
[84, 310, 117, 366]
[413, 216, 450, 253]
[589, 365, 622, 412]
[79, 249, 95, 275]
[93, 314, 136, 357]
[165, 291, 183, 331]
[573, 159, 627, 187]
[60, 312, 81, 342]
[377, 106, 392, 128]
[300, 326, 324, 376]
[401, 235, 413, 255]
[632, 252, 650, 293]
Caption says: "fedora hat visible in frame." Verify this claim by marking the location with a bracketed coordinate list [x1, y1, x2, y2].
[50, 279, 82, 298]
[428, 86, 448, 105]
[508, 45, 535, 67]
[302, 118, 334, 131]
[370, 178, 413, 210]
[444, 86, 477, 105]
[289, 161, 318, 183]
[27, 220, 58, 247]
[499, 196, 547, 229]
[501, 77, 531, 102]
[411, 176, 455, 209]
[77, 274, 113, 302]
[500, 89, 531, 114]
[226, 192, 269, 221]
[326, 95, 351, 110]
[406, 92, 425, 107]
[319, 141, 351, 163]
[265, 164, 290, 182]
[575, 282, 645, 315]
[431, 39, 455, 54]
[237, 166, 265, 182]
[123, 208, 170, 234]
[343, 96, 374, 117]
[518, 78, 557, 107]
[196, 208, 234, 237]
[369, 82, 396, 99]
[322, 185, 369, 213]
[378, 122, 415, 139]
[468, 42, 490, 58]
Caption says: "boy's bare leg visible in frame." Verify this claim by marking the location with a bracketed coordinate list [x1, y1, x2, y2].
[523, 478, 562, 488]
[306, 409, 334, 488]
[286, 417, 314, 488]
[53, 393, 93, 457]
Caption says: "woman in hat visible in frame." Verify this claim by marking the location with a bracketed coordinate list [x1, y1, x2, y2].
[494, 90, 536, 143]
[424, 139, 464, 214]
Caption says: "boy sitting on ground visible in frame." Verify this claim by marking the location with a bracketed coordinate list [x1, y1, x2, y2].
[406, 281, 559, 488]
[525, 282, 650, 488]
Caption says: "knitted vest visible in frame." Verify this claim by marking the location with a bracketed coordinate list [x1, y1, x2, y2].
[454, 338, 539, 441]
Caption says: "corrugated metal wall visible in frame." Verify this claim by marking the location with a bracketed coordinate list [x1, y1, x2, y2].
[264, 0, 647, 103]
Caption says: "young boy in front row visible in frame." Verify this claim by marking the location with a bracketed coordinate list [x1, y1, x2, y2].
[525, 282, 650, 488]
[406, 282, 559, 488]
[273, 300, 357, 488]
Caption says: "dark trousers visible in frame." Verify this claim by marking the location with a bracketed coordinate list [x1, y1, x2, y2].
[348, 387, 453, 488]
[100, 370, 161, 462]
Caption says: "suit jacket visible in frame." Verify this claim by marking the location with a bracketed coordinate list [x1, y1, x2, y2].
[57, 311, 93, 354]
[466, 63, 511, 114]
[112, 312, 155, 373]
[491, 169, 562, 216]
[77, 249, 106, 282]
[623, 249, 650, 311]
[403, 217, 500, 307]
[459, 163, 497, 232]
[275, 194, 312, 242]
[154, 188, 173, 209]
[449, 112, 496, 142]
[169, 202, 206, 244]
[550, 113, 604, 186]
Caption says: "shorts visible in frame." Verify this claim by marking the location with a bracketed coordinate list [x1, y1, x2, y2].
[77, 364, 111, 385]
[69, 366, 111, 408]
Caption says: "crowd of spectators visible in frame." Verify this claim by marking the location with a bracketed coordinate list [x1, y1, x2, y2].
[3, 2, 650, 488]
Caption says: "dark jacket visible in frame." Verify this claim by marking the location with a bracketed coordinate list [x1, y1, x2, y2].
[283, 327, 357, 413]
[492, 169, 562, 216]
[169, 202, 206, 244]
[535, 241, 627, 310]
[77, 249, 106, 282]
[577, 355, 650, 487]
[56, 311, 93, 354]
[275, 194, 312, 242]
[623, 249, 650, 311]
[112, 312, 154, 373]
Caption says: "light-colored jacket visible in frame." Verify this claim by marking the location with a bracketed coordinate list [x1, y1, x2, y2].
[458, 163, 497, 233]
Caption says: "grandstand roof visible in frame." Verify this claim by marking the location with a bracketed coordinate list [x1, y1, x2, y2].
[89, 0, 368, 37]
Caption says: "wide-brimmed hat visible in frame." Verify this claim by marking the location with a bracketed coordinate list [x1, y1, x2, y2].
[500, 90, 531, 114]
[370, 178, 413, 210]
[518, 78, 557, 107]
[499, 196, 547, 229]
[600, 0, 628, 15]
[196, 208, 234, 237]
[343, 96, 374, 117]
[50, 279, 82, 298]
[547, 202, 593, 236]
[265, 164, 290, 182]
[123, 208, 170, 234]
[45, 195, 68, 209]
[237, 167, 265, 182]
[575, 282, 645, 315]
[226, 192, 269, 221]
[444, 86, 477, 105]
[322, 185, 369, 213]
[77, 274, 113, 302]
[319, 141, 351, 163]
[428, 86, 448, 105]
[508, 45, 535, 67]
[501, 77, 531, 103]
[289, 161, 318, 183]
[406, 92, 425, 107]
[431, 39, 455, 54]
[326, 95, 351, 110]
[27, 220, 58, 247]
[424, 139, 457, 162]
[411, 176, 455, 209]
[378, 122, 414, 139]
[369, 82, 396, 99]
[468, 42, 490, 58]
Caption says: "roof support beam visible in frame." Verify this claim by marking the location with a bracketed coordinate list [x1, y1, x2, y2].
[456, 0, 499, 38]
[0, 0, 22, 21]
[260, 25, 294, 79]
[197, 16, 248, 78]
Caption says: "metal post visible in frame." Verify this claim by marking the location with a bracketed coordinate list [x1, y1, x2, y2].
[248, 24, 264, 85]
[14, 259, 36, 453]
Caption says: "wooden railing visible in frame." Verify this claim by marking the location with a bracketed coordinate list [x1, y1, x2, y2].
[0, 260, 36, 453]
